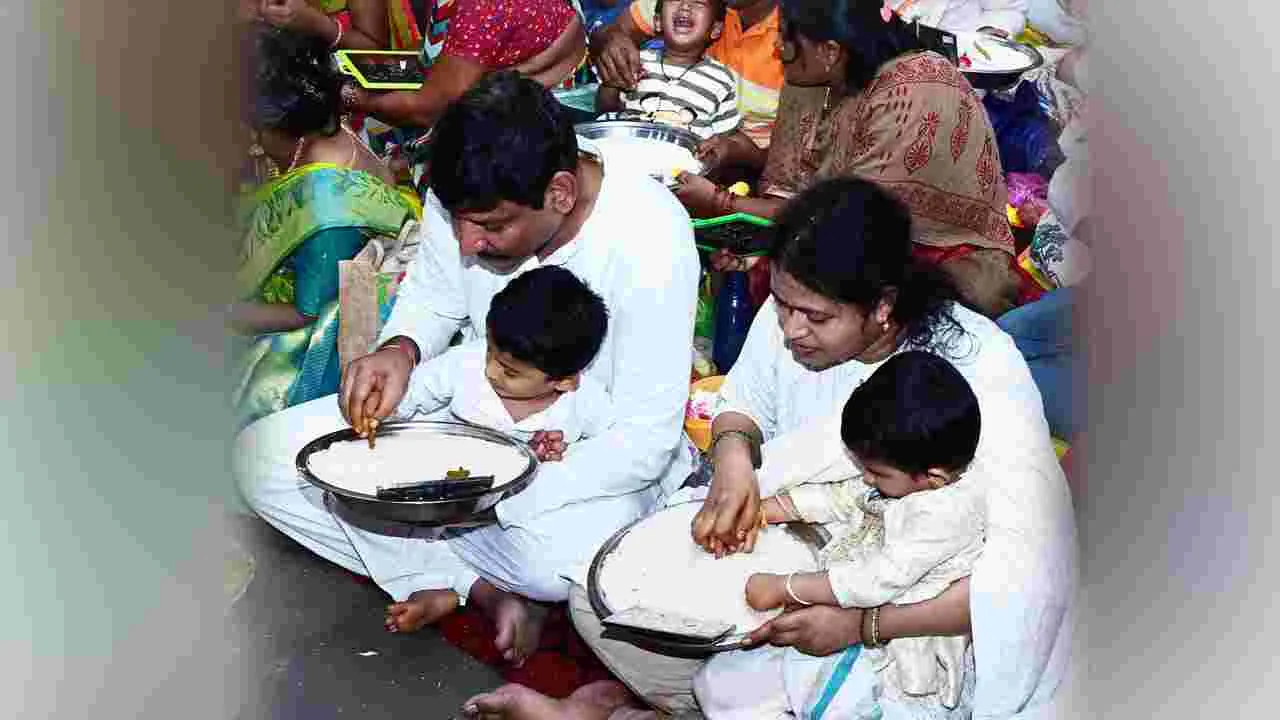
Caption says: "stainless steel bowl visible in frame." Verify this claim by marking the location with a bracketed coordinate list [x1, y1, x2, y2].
[295, 420, 538, 526]
[586, 502, 831, 658]
[575, 120, 704, 184]
[575, 120, 703, 154]
[958, 35, 1044, 90]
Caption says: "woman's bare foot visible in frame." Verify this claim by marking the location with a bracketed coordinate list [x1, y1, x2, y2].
[468, 580, 549, 667]
[462, 681, 641, 720]
[384, 589, 459, 633]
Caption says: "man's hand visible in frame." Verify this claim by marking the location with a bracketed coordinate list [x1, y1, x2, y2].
[745, 573, 787, 611]
[339, 341, 417, 433]
[529, 430, 567, 462]
[746, 604, 864, 657]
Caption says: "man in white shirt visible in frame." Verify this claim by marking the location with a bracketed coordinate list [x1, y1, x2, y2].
[235, 71, 700, 666]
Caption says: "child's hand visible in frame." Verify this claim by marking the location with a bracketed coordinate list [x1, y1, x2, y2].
[529, 430, 567, 462]
[745, 573, 788, 611]
[760, 497, 791, 525]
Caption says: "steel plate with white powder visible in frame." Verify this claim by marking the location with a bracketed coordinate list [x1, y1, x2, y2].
[306, 433, 530, 496]
[586, 135, 704, 181]
[596, 503, 819, 638]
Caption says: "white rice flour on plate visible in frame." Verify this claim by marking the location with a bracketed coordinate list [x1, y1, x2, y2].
[598, 503, 819, 636]
[955, 32, 1033, 72]
[584, 135, 704, 180]
[307, 433, 529, 495]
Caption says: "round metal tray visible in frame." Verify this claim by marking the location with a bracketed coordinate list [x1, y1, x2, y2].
[295, 420, 538, 527]
[586, 501, 831, 658]
[575, 120, 704, 185]
[955, 33, 1044, 90]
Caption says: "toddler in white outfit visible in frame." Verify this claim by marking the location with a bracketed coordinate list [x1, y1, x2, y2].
[696, 350, 986, 719]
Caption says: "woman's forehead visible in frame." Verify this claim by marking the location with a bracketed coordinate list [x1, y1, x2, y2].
[771, 270, 846, 313]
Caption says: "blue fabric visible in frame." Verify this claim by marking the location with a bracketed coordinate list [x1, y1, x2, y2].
[983, 82, 1064, 177]
[997, 288, 1080, 437]
[811, 645, 863, 720]
[290, 227, 368, 318]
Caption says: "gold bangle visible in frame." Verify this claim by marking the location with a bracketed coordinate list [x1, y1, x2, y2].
[865, 607, 882, 648]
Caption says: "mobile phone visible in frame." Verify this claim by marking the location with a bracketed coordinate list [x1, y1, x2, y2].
[913, 23, 959, 65]
[335, 50, 427, 90]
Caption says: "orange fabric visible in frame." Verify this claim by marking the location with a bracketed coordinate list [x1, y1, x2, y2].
[630, 2, 783, 147]
[706, 7, 784, 100]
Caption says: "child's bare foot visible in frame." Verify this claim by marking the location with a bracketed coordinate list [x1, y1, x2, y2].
[469, 580, 549, 667]
[384, 589, 459, 633]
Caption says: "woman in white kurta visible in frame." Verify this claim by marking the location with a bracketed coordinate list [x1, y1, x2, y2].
[550, 177, 1077, 720]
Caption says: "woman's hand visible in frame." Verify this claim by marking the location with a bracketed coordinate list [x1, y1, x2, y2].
[592, 29, 643, 90]
[745, 573, 788, 611]
[691, 437, 762, 556]
[696, 134, 735, 175]
[746, 605, 864, 657]
[529, 430, 567, 462]
[672, 173, 727, 218]
[339, 341, 417, 433]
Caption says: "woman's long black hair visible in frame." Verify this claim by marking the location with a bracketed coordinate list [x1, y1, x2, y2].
[249, 24, 343, 137]
[768, 176, 964, 352]
[779, 0, 926, 93]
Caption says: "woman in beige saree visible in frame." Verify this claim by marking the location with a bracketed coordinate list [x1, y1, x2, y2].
[675, 0, 1030, 318]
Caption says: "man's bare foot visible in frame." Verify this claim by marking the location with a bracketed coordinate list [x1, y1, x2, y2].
[469, 580, 549, 667]
[462, 681, 642, 720]
[384, 589, 459, 633]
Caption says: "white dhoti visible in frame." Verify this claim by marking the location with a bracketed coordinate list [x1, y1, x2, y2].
[234, 395, 651, 604]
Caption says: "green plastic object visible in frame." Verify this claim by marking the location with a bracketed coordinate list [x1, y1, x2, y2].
[691, 212, 774, 257]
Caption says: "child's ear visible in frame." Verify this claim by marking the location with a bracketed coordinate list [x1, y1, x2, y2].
[711, 21, 723, 41]
[551, 374, 581, 393]
[921, 468, 953, 490]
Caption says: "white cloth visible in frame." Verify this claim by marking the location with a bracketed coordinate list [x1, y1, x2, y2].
[710, 299, 1078, 718]
[894, 0, 1029, 36]
[236, 165, 700, 606]
[395, 340, 614, 445]
[1026, 0, 1088, 46]
[698, 642, 979, 720]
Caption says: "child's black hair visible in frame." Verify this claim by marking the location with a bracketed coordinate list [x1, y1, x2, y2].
[486, 266, 609, 380]
[841, 350, 981, 477]
[655, 0, 729, 25]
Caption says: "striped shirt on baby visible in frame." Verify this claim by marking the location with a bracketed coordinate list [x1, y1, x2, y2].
[607, 49, 741, 140]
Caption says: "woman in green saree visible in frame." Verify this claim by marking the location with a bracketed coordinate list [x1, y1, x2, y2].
[232, 26, 421, 427]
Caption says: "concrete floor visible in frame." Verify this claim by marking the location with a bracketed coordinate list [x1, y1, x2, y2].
[229, 518, 502, 720]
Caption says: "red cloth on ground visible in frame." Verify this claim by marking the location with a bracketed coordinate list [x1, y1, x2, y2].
[436, 604, 616, 698]
[911, 242, 1046, 306]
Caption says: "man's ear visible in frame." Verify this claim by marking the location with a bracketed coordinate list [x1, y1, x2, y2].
[544, 170, 579, 215]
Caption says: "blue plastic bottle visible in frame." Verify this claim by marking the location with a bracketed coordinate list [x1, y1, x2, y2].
[713, 271, 754, 373]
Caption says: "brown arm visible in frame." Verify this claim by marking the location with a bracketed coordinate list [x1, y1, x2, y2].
[359, 54, 487, 128]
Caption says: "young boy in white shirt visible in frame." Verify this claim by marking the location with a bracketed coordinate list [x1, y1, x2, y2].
[696, 350, 987, 718]
[392, 265, 612, 462]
